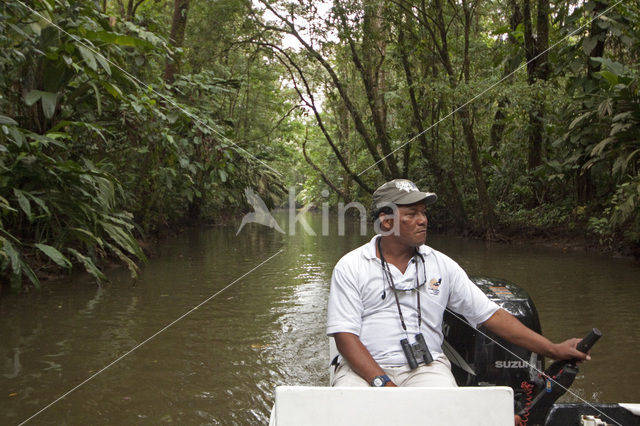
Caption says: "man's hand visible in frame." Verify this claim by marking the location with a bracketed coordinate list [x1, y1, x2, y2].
[549, 338, 591, 362]
[482, 309, 592, 362]
[334, 332, 392, 386]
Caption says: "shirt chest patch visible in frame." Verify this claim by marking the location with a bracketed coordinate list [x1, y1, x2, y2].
[427, 277, 442, 295]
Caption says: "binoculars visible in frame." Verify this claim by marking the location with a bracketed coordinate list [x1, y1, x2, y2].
[401, 333, 434, 370]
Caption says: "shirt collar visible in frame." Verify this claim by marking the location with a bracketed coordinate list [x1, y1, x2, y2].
[363, 234, 433, 260]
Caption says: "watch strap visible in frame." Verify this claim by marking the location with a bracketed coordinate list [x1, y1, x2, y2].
[370, 374, 391, 387]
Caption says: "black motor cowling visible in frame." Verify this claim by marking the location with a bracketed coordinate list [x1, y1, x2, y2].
[443, 277, 545, 414]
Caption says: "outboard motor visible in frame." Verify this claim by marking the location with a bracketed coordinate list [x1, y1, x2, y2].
[443, 277, 544, 416]
[443, 277, 603, 426]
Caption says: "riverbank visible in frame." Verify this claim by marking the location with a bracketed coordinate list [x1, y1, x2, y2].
[493, 223, 639, 260]
[3, 207, 637, 296]
[451, 224, 639, 261]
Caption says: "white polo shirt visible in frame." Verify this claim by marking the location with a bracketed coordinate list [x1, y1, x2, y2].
[327, 235, 499, 367]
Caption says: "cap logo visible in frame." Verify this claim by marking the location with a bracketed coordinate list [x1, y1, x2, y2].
[395, 180, 419, 193]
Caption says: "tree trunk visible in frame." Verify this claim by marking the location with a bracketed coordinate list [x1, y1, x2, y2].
[459, 107, 496, 228]
[398, 21, 467, 228]
[116, 0, 126, 19]
[164, 0, 190, 84]
[460, 0, 496, 229]
[587, 1, 607, 78]
[489, 0, 522, 149]
[335, 0, 398, 179]
[577, 0, 607, 203]
[523, 0, 550, 171]
[361, 0, 400, 178]
[422, 0, 496, 230]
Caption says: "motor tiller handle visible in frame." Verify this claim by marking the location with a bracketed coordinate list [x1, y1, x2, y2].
[576, 328, 602, 354]
[518, 328, 602, 425]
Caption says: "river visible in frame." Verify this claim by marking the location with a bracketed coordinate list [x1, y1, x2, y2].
[1, 213, 639, 424]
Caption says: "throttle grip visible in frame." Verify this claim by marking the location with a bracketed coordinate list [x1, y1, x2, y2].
[576, 328, 602, 353]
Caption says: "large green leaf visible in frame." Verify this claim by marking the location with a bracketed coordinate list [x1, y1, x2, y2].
[2, 238, 21, 275]
[24, 90, 58, 119]
[77, 44, 98, 71]
[582, 37, 598, 55]
[89, 81, 102, 115]
[569, 111, 592, 130]
[24, 90, 43, 106]
[0, 114, 18, 125]
[50, 121, 107, 142]
[590, 136, 614, 157]
[21, 262, 40, 289]
[27, 193, 50, 216]
[101, 81, 123, 98]
[95, 52, 111, 76]
[35, 243, 72, 268]
[67, 248, 107, 282]
[85, 31, 154, 49]
[591, 57, 625, 75]
[13, 189, 32, 220]
[39, 0, 55, 13]
[105, 242, 139, 279]
[597, 71, 619, 86]
[0, 195, 16, 212]
[100, 220, 141, 257]
[40, 91, 58, 119]
[7, 23, 28, 38]
[69, 227, 104, 246]
[8, 127, 25, 148]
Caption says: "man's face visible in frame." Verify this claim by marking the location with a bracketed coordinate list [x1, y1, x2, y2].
[397, 203, 428, 246]
[380, 202, 428, 247]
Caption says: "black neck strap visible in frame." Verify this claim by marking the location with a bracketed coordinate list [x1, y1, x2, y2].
[377, 236, 422, 331]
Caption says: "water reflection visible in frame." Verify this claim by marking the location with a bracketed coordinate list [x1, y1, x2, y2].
[1, 213, 639, 424]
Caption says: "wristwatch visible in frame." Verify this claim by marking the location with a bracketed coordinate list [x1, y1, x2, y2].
[370, 374, 391, 387]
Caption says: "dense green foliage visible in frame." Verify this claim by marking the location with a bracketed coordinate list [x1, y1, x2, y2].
[1, 0, 638, 291]
[0, 0, 291, 290]
[254, 0, 640, 250]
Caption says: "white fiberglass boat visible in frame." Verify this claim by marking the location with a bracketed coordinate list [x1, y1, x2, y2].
[269, 278, 640, 426]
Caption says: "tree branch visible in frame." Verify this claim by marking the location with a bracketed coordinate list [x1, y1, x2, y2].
[255, 0, 389, 179]
[260, 41, 374, 194]
[242, 104, 304, 143]
[131, 0, 147, 18]
[334, 0, 399, 178]
[302, 130, 349, 201]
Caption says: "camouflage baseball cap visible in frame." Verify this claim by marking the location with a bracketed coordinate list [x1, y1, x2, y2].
[372, 179, 437, 209]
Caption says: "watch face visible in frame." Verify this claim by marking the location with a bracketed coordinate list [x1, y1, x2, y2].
[373, 377, 383, 387]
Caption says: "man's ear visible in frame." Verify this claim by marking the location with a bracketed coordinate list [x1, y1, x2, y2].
[379, 215, 389, 231]
[378, 214, 394, 232]
[373, 203, 400, 236]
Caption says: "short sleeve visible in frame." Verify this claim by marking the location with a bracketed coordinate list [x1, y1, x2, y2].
[326, 258, 363, 336]
[446, 261, 499, 328]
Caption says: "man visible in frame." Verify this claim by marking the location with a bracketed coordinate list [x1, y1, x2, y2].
[326, 179, 589, 388]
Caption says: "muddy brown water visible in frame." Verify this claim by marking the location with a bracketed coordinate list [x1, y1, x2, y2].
[2, 213, 639, 424]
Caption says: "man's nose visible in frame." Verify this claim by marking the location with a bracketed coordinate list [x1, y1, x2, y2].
[417, 212, 428, 225]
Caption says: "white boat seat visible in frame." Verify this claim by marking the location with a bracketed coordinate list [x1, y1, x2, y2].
[269, 385, 514, 426]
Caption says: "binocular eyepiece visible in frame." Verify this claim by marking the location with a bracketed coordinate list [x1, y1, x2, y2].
[401, 333, 434, 370]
